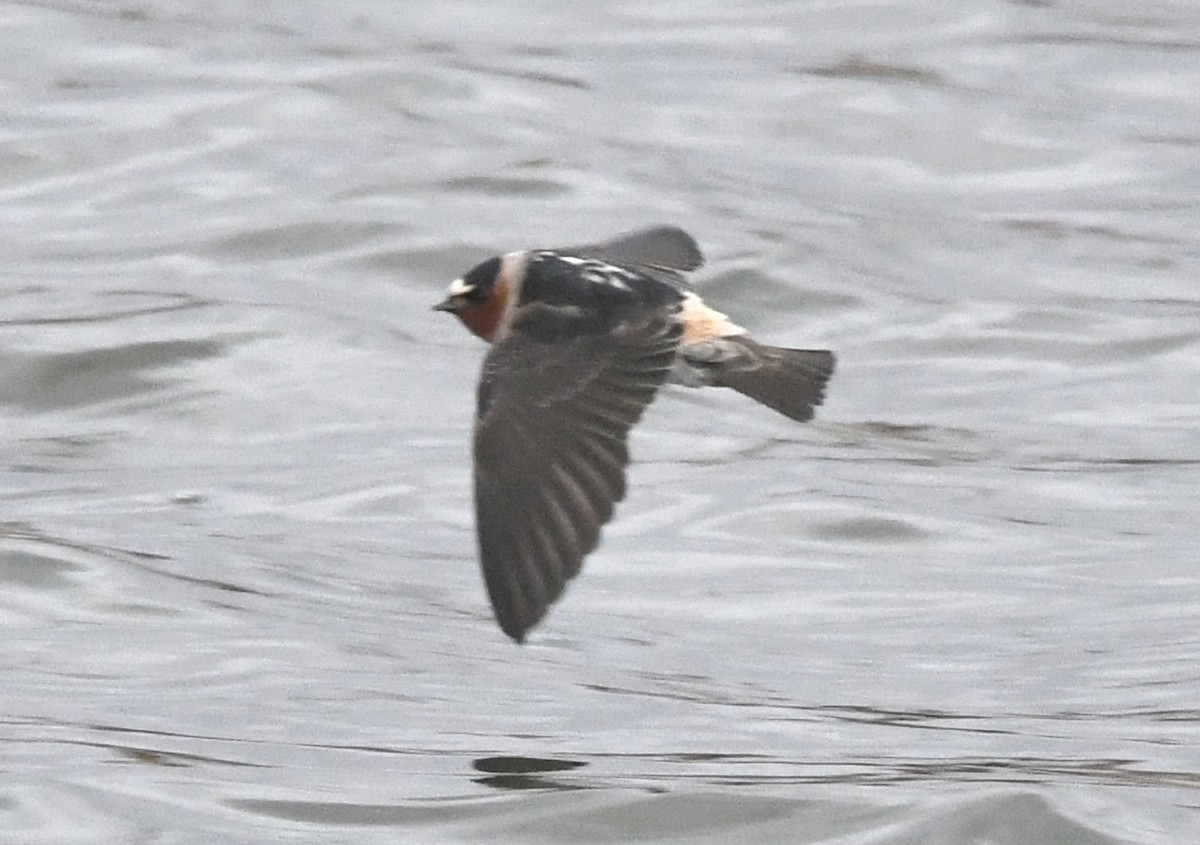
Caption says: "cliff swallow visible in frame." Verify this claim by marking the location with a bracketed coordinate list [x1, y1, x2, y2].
[435, 226, 834, 642]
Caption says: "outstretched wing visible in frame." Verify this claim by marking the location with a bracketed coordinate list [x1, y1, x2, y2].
[558, 225, 704, 288]
[473, 303, 682, 642]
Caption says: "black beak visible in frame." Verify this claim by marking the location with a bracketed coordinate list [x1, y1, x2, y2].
[433, 295, 461, 313]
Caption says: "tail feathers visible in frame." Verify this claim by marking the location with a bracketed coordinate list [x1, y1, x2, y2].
[713, 340, 835, 423]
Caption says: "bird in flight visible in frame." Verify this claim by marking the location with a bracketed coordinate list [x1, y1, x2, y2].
[434, 226, 834, 642]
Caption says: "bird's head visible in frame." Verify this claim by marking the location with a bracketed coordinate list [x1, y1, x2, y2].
[434, 256, 508, 342]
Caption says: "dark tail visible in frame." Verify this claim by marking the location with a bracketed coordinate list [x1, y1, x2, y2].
[712, 339, 835, 423]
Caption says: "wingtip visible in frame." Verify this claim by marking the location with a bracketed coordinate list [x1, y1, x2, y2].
[563, 225, 705, 276]
[639, 224, 704, 271]
[496, 608, 531, 644]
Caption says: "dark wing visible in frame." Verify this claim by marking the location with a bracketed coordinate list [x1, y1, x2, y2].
[558, 225, 704, 287]
[473, 304, 682, 642]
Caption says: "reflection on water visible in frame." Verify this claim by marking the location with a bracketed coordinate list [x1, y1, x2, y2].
[473, 756, 588, 791]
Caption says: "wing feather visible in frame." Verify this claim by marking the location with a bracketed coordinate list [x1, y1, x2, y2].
[557, 225, 704, 288]
[473, 308, 681, 641]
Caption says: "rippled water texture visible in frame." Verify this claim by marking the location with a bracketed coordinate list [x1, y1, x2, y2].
[2, 1, 1198, 842]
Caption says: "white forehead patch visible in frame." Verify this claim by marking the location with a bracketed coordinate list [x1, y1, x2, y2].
[447, 278, 475, 296]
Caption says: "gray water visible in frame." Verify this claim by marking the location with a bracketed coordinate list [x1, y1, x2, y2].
[3, 1, 1199, 842]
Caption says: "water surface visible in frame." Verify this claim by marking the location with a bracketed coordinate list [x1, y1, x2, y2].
[2, 1, 1198, 842]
